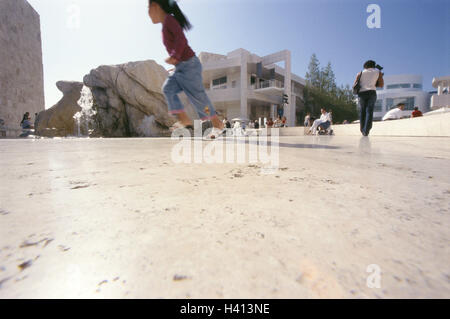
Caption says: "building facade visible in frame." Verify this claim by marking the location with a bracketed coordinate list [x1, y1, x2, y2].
[431, 76, 450, 110]
[373, 74, 430, 120]
[198, 49, 305, 127]
[0, 0, 45, 131]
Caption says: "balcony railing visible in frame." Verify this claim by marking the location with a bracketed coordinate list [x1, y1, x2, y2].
[211, 84, 227, 90]
[252, 80, 284, 90]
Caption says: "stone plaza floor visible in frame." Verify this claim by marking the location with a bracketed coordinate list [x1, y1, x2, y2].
[0, 136, 449, 298]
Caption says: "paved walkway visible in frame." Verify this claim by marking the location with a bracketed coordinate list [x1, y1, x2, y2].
[0, 136, 449, 298]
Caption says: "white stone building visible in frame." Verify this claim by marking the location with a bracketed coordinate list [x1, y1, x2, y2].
[198, 49, 305, 127]
[0, 0, 45, 133]
[373, 74, 431, 120]
[431, 76, 450, 110]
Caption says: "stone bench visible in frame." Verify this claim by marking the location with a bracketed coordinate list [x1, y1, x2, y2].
[0, 127, 35, 138]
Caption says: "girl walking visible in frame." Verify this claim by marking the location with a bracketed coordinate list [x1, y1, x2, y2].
[148, 0, 224, 138]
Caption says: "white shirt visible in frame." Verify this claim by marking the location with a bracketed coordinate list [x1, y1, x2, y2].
[359, 68, 380, 92]
[382, 108, 403, 121]
[319, 112, 331, 123]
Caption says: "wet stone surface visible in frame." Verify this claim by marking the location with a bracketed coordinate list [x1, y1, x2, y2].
[0, 136, 449, 298]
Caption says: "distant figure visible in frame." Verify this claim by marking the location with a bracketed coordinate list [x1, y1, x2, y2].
[355, 60, 384, 136]
[382, 103, 405, 121]
[304, 113, 311, 127]
[282, 116, 287, 127]
[254, 120, 260, 129]
[20, 112, 34, 129]
[343, 120, 349, 125]
[0, 118, 6, 137]
[266, 118, 274, 128]
[225, 120, 231, 129]
[233, 120, 242, 136]
[274, 117, 282, 128]
[411, 107, 423, 118]
[34, 113, 39, 130]
[309, 108, 331, 135]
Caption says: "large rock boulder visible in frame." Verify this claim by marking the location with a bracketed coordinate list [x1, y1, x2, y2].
[35, 81, 83, 137]
[83, 60, 196, 137]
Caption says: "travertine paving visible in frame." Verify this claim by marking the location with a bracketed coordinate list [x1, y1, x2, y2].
[0, 136, 449, 298]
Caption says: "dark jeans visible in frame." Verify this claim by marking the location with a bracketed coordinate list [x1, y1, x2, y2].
[318, 121, 331, 130]
[358, 90, 377, 136]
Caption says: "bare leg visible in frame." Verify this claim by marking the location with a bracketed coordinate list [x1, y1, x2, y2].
[176, 112, 193, 127]
[210, 115, 224, 130]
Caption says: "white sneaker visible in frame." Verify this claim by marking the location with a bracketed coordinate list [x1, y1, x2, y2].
[205, 128, 225, 140]
[170, 122, 194, 138]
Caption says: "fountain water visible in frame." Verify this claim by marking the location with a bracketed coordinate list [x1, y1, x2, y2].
[73, 86, 96, 137]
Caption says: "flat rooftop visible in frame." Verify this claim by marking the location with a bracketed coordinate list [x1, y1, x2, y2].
[0, 136, 449, 298]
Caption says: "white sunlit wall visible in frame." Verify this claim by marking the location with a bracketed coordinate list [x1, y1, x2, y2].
[199, 49, 305, 127]
[431, 76, 450, 110]
[373, 74, 431, 120]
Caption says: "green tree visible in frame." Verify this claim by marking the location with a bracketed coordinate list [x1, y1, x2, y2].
[321, 62, 337, 94]
[305, 53, 321, 87]
[303, 54, 358, 124]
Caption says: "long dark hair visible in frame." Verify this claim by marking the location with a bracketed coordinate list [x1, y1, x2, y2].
[20, 112, 29, 125]
[149, 0, 192, 31]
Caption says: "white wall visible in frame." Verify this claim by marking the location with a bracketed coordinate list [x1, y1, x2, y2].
[373, 91, 431, 119]
[372, 74, 431, 119]
[279, 112, 450, 137]
[201, 49, 305, 124]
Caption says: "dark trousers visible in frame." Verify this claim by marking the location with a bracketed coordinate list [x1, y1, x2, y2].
[358, 90, 377, 136]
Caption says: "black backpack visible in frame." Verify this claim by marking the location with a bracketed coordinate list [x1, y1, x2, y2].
[352, 71, 362, 95]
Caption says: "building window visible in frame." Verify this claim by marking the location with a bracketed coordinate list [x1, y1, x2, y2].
[374, 100, 383, 112]
[413, 84, 422, 89]
[387, 83, 411, 89]
[212, 76, 227, 89]
[386, 97, 415, 111]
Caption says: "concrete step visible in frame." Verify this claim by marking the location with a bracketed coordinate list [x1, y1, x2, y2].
[278, 112, 450, 137]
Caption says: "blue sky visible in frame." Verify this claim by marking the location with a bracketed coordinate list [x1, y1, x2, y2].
[28, 0, 450, 108]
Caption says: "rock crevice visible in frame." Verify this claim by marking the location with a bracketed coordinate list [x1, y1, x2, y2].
[83, 60, 178, 137]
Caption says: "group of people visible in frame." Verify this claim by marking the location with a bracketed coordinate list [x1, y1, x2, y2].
[382, 104, 423, 121]
[148, 0, 304, 138]
[0, 112, 36, 138]
[354, 61, 428, 135]
[265, 116, 287, 128]
[147, 0, 426, 140]
[219, 115, 287, 136]
[221, 118, 247, 136]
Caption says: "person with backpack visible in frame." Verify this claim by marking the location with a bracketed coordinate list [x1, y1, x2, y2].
[353, 60, 384, 136]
